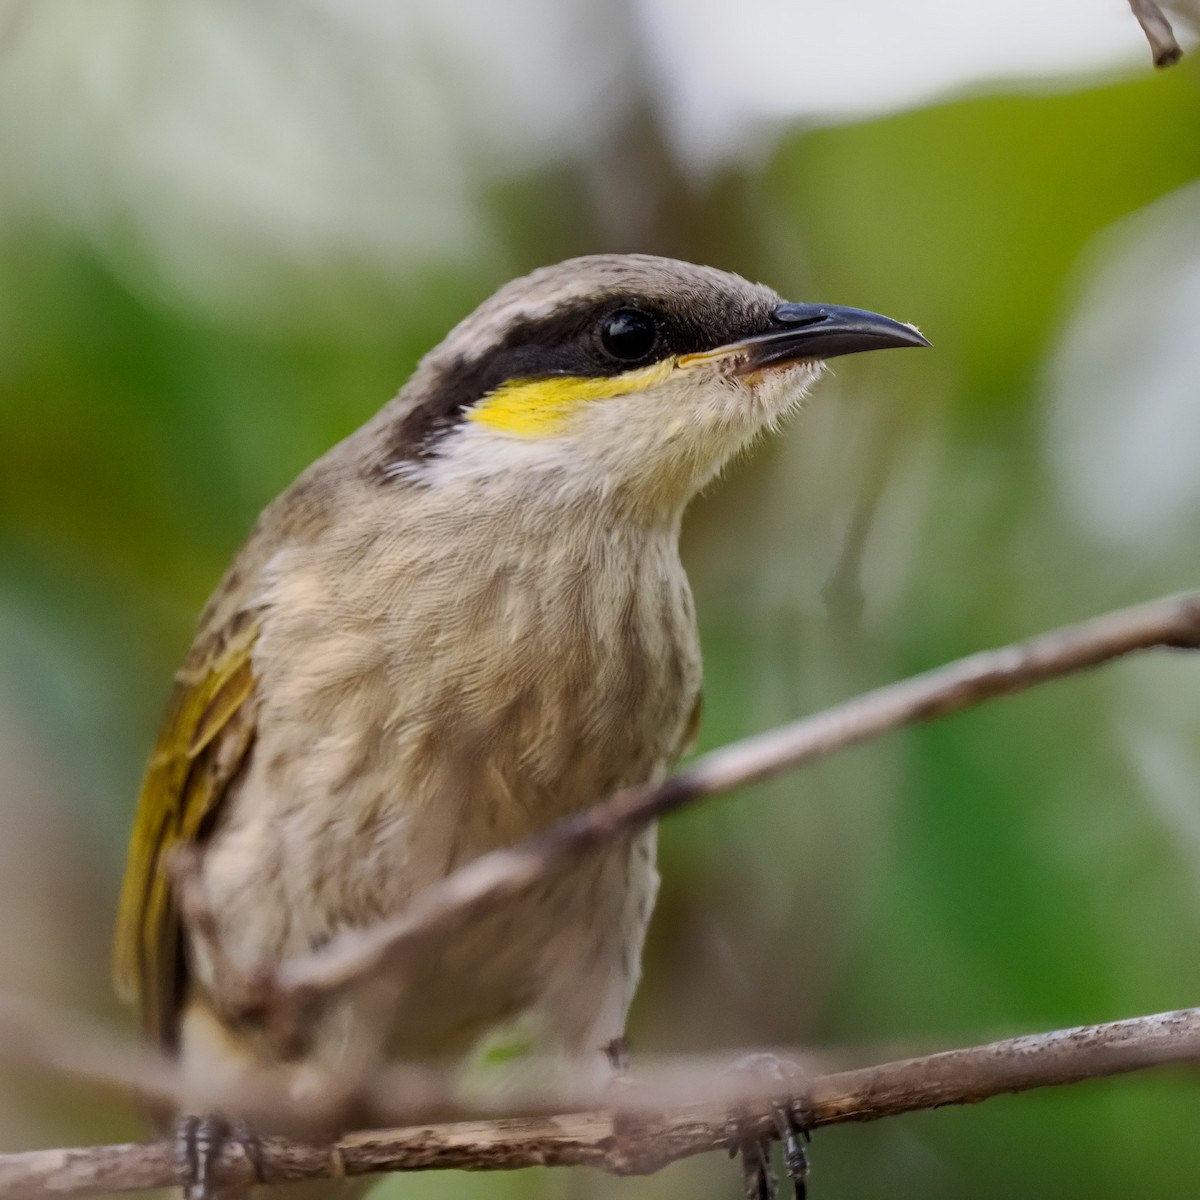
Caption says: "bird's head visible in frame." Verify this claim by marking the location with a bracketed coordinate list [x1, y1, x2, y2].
[372, 255, 927, 521]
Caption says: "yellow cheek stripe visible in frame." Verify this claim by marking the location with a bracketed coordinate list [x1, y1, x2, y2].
[467, 358, 677, 437]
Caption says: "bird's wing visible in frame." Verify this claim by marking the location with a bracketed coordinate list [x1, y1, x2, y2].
[677, 691, 703, 760]
[112, 615, 260, 1047]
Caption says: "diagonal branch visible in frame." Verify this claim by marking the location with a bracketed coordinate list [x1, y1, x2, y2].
[3, 1008, 1198, 1199]
[260, 592, 1200, 1031]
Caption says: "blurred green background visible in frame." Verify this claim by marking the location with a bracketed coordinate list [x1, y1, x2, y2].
[2, 1, 1200, 1197]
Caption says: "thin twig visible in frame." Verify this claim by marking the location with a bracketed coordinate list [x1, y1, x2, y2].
[263, 592, 1200, 1027]
[0, 992, 448, 1144]
[2, 1008, 1197, 1199]
[820, 393, 900, 632]
[1129, 0, 1184, 65]
[0, 989, 821, 1140]
[0, 994, 179, 1112]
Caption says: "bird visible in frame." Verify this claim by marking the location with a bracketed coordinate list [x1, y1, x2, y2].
[111, 253, 927, 1195]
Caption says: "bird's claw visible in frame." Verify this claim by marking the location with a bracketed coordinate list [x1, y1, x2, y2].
[724, 1055, 814, 1200]
[175, 1114, 264, 1200]
[772, 1099, 812, 1200]
[602, 1034, 632, 1077]
[731, 1131, 777, 1200]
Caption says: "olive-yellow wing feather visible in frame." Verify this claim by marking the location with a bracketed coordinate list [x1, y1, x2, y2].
[112, 618, 260, 1047]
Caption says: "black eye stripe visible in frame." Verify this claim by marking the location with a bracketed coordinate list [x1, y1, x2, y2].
[376, 290, 777, 469]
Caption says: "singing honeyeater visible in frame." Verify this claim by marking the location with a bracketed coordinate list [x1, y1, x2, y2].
[112, 254, 926, 1191]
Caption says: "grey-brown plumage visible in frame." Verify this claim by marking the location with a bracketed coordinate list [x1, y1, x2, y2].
[113, 255, 926, 1190]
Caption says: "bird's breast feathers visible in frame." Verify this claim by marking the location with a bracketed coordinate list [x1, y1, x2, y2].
[198, 507, 700, 971]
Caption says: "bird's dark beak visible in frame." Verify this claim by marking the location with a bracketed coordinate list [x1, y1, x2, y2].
[745, 303, 930, 367]
[680, 303, 930, 373]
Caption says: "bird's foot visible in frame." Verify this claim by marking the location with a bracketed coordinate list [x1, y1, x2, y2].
[724, 1054, 814, 1200]
[772, 1098, 812, 1200]
[601, 1033, 650, 1145]
[730, 1130, 778, 1200]
[175, 1114, 264, 1200]
[602, 1034, 632, 1078]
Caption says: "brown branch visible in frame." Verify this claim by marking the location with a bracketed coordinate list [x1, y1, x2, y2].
[261, 592, 1200, 1030]
[1129, 0, 1184, 65]
[3, 1008, 1198, 1199]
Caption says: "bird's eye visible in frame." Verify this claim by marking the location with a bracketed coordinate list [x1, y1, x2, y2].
[600, 309, 658, 362]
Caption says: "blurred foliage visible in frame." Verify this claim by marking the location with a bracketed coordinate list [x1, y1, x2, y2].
[2, 6, 1200, 1200]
